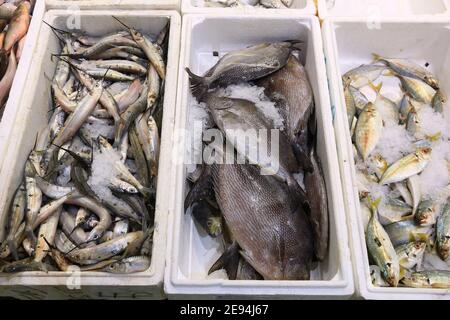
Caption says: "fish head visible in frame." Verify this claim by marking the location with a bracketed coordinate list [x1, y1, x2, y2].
[382, 263, 399, 287]
[416, 147, 432, 161]
[415, 207, 436, 226]
[104, 261, 124, 273]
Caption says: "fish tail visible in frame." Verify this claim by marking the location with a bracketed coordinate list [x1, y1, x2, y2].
[7, 238, 19, 261]
[367, 196, 381, 217]
[185, 67, 206, 100]
[368, 80, 383, 94]
[372, 53, 382, 63]
[208, 242, 240, 280]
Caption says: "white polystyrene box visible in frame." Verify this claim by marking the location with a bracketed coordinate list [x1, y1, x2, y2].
[322, 17, 450, 300]
[46, 0, 180, 11]
[318, 0, 450, 19]
[0, 9, 180, 300]
[164, 13, 354, 299]
[181, 0, 316, 15]
[0, 0, 46, 178]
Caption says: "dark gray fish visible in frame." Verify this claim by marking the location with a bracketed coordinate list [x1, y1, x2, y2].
[304, 148, 329, 261]
[256, 55, 313, 143]
[204, 92, 307, 205]
[186, 42, 293, 99]
[211, 164, 314, 280]
[236, 258, 263, 280]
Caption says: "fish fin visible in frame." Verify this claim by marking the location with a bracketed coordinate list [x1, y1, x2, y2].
[383, 69, 396, 77]
[184, 166, 212, 211]
[287, 175, 311, 214]
[426, 132, 442, 142]
[7, 238, 19, 261]
[208, 241, 240, 280]
[399, 266, 407, 280]
[185, 68, 207, 100]
[372, 53, 382, 63]
[291, 142, 314, 173]
[368, 80, 383, 94]
[367, 196, 381, 218]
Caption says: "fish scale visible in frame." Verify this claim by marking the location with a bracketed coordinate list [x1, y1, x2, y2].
[212, 164, 313, 280]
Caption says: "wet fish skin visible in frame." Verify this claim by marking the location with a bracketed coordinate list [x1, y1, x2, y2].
[101, 256, 150, 273]
[304, 148, 329, 261]
[343, 64, 387, 88]
[366, 201, 400, 287]
[187, 42, 293, 99]
[385, 217, 431, 247]
[379, 147, 432, 185]
[355, 102, 383, 160]
[398, 75, 436, 104]
[395, 241, 426, 270]
[256, 54, 313, 143]
[436, 197, 450, 261]
[415, 199, 437, 227]
[204, 93, 301, 193]
[344, 84, 356, 128]
[401, 271, 450, 288]
[399, 95, 414, 125]
[373, 54, 439, 89]
[212, 164, 314, 280]
[432, 90, 445, 113]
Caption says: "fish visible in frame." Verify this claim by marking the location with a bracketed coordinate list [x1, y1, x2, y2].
[255, 55, 313, 132]
[436, 197, 450, 261]
[395, 182, 413, 207]
[407, 175, 421, 216]
[398, 75, 436, 104]
[0, 45, 17, 106]
[432, 90, 445, 113]
[3, 1, 30, 52]
[204, 92, 306, 203]
[379, 148, 432, 185]
[304, 148, 329, 261]
[4, 183, 26, 260]
[186, 42, 293, 99]
[355, 102, 383, 160]
[399, 95, 414, 125]
[401, 271, 450, 288]
[366, 198, 400, 287]
[101, 256, 150, 273]
[67, 231, 144, 265]
[415, 199, 437, 227]
[342, 64, 388, 88]
[384, 217, 431, 247]
[395, 241, 426, 270]
[344, 84, 357, 128]
[369, 265, 389, 287]
[255, 55, 314, 171]
[349, 85, 369, 115]
[370, 82, 399, 123]
[211, 163, 314, 280]
[373, 54, 439, 89]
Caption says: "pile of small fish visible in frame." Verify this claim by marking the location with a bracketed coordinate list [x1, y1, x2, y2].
[0, 0, 34, 119]
[0, 17, 168, 274]
[344, 54, 450, 288]
[200, 0, 293, 9]
[185, 41, 329, 280]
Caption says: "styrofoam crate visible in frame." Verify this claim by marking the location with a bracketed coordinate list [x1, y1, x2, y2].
[322, 17, 450, 300]
[0, 0, 46, 177]
[46, 0, 180, 11]
[164, 13, 354, 299]
[318, 0, 449, 19]
[0, 9, 181, 300]
[181, 0, 316, 14]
